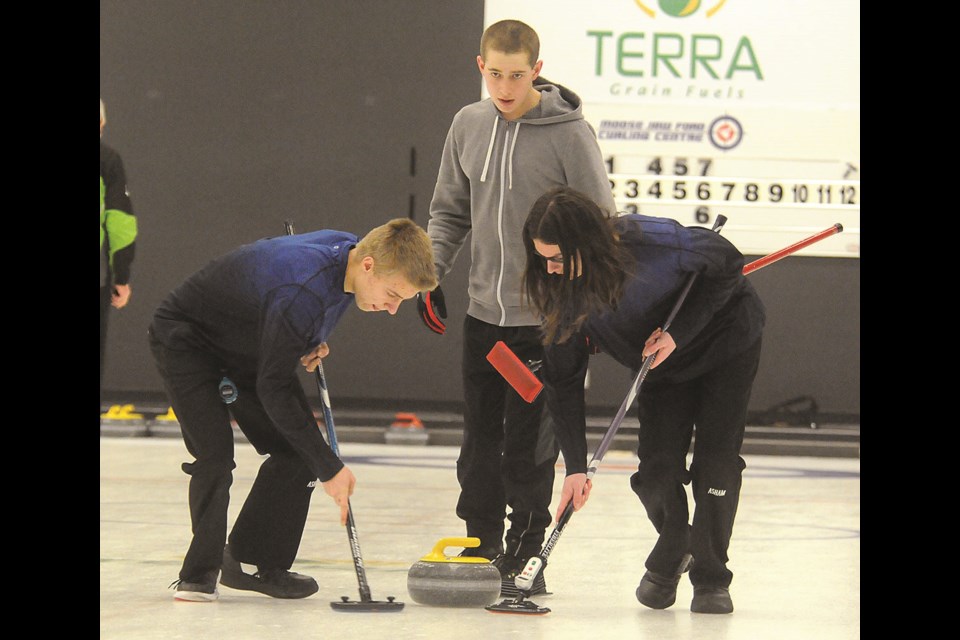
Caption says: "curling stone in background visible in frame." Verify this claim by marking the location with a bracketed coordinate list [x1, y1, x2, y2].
[147, 406, 180, 437]
[100, 404, 149, 437]
[407, 537, 502, 607]
[385, 412, 429, 445]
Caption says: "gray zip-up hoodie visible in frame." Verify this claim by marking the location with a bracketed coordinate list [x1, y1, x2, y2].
[427, 78, 617, 327]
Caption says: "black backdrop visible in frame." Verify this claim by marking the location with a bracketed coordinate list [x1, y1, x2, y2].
[100, 0, 860, 420]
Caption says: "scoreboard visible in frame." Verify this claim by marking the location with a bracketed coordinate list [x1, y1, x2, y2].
[484, 0, 861, 259]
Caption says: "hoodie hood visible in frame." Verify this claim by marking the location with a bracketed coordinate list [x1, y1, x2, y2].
[476, 78, 586, 185]
[522, 77, 585, 124]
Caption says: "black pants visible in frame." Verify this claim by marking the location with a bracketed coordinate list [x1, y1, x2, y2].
[149, 325, 317, 581]
[629, 338, 762, 589]
[457, 315, 558, 558]
[100, 286, 112, 418]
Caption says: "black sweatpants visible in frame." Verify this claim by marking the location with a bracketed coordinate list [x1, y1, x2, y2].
[100, 286, 112, 418]
[149, 326, 317, 582]
[457, 315, 558, 558]
[629, 338, 762, 589]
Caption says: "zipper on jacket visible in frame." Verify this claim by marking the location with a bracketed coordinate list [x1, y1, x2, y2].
[495, 125, 511, 325]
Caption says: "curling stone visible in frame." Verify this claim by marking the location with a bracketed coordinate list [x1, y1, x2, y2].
[100, 404, 149, 437]
[385, 412, 429, 445]
[407, 537, 502, 607]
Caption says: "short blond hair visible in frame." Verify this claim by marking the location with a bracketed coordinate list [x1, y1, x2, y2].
[355, 218, 437, 291]
[480, 19, 540, 66]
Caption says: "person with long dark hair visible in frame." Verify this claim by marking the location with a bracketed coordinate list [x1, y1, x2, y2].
[523, 186, 765, 614]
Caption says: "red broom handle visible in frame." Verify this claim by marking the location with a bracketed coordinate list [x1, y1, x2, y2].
[743, 223, 844, 275]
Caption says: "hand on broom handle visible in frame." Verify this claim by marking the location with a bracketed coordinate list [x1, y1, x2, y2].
[515, 217, 847, 598]
[283, 218, 397, 608]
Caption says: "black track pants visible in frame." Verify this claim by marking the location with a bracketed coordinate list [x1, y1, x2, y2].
[149, 327, 316, 581]
[456, 315, 558, 558]
[629, 338, 762, 589]
[100, 286, 111, 417]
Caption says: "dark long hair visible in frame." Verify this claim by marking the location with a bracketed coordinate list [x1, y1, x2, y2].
[522, 187, 629, 344]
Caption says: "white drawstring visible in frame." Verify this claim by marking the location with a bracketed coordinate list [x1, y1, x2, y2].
[507, 122, 520, 190]
[480, 117, 498, 183]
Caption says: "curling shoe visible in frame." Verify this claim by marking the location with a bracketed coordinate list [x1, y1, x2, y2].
[220, 544, 319, 599]
[493, 554, 548, 597]
[635, 553, 693, 609]
[458, 543, 502, 561]
[171, 569, 219, 602]
[691, 586, 734, 614]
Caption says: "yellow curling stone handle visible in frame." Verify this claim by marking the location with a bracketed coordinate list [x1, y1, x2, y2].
[419, 537, 491, 564]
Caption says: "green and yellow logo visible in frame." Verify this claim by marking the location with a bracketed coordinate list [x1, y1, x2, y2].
[588, 0, 759, 99]
[634, 1, 727, 18]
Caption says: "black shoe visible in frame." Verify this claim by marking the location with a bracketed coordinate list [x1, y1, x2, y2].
[170, 569, 219, 602]
[635, 553, 693, 609]
[493, 554, 548, 597]
[220, 545, 319, 599]
[691, 586, 734, 614]
[458, 544, 502, 561]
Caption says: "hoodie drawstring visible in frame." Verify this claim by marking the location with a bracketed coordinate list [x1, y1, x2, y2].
[507, 122, 520, 190]
[481, 117, 522, 190]
[480, 117, 498, 183]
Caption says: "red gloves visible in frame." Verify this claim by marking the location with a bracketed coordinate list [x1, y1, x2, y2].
[416, 286, 447, 335]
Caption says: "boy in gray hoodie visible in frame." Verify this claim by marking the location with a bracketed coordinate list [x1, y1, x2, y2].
[417, 19, 617, 596]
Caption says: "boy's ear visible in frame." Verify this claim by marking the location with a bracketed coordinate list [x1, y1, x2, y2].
[532, 59, 543, 79]
[476, 55, 485, 73]
[362, 256, 375, 273]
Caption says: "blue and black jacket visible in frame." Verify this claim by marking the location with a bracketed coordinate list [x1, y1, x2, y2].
[542, 215, 766, 473]
[151, 230, 357, 480]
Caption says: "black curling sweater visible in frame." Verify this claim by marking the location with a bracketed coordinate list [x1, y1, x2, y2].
[151, 230, 358, 481]
[542, 215, 766, 474]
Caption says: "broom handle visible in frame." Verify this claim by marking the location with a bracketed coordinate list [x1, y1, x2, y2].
[285, 219, 373, 603]
[540, 214, 728, 561]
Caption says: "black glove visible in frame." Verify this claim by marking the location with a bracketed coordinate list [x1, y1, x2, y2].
[417, 286, 447, 335]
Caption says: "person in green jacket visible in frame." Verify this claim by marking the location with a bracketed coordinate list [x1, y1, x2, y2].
[100, 98, 138, 424]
